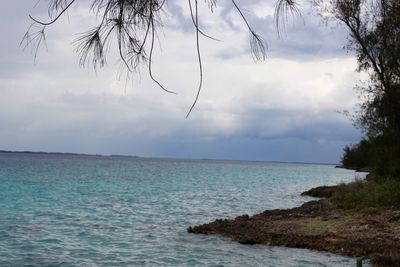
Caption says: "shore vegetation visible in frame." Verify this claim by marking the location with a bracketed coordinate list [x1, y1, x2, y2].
[332, 178, 400, 210]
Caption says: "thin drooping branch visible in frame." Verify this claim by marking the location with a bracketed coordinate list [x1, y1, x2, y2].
[187, 0, 221, 42]
[148, 19, 176, 94]
[24, 0, 271, 116]
[186, 0, 203, 118]
[231, 0, 266, 61]
[29, 0, 76, 26]
[274, 0, 300, 37]
[20, 23, 48, 63]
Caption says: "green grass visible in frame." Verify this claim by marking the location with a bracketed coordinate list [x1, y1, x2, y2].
[331, 177, 400, 210]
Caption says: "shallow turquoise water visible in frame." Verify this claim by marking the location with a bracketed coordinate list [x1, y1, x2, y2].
[0, 153, 364, 266]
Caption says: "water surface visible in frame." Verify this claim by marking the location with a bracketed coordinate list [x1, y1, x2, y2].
[0, 153, 363, 266]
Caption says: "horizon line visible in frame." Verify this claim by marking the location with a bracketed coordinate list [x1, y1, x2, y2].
[0, 149, 339, 166]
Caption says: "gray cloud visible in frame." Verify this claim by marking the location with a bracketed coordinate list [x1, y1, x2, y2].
[0, 0, 363, 163]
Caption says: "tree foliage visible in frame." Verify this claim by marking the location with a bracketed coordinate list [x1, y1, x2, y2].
[341, 139, 371, 169]
[333, 0, 400, 176]
[334, 0, 400, 139]
[22, 0, 307, 116]
[23, 0, 273, 117]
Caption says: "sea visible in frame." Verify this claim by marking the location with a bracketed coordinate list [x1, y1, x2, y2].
[0, 152, 367, 266]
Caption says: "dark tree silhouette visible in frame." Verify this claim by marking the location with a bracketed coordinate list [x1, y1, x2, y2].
[328, 0, 400, 176]
[325, 0, 400, 138]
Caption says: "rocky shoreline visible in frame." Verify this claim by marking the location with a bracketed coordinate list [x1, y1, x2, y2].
[188, 186, 400, 266]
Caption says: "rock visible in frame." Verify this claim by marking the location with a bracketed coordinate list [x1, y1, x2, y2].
[301, 185, 338, 198]
[235, 214, 250, 220]
[188, 199, 400, 266]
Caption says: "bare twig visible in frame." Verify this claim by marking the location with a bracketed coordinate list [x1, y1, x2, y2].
[231, 0, 266, 61]
[29, 0, 76, 26]
[149, 20, 176, 94]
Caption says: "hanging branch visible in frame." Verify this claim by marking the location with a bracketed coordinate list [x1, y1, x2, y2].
[274, 0, 301, 37]
[186, 0, 204, 118]
[231, 0, 266, 61]
[23, 0, 272, 117]
[149, 19, 176, 94]
[187, 0, 221, 41]
[20, 23, 48, 63]
[29, 0, 76, 26]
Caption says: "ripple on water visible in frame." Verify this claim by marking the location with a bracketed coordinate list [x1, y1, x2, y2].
[0, 155, 368, 266]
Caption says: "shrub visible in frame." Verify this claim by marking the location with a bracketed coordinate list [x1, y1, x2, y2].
[331, 178, 400, 210]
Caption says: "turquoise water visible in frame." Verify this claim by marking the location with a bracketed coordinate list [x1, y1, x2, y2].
[0, 153, 363, 266]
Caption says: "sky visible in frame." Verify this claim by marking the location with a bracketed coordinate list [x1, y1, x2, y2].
[0, 0, 364, 163]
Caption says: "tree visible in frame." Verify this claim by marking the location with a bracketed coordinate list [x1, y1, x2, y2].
[341, 139, 371, 169]
[329, 0, 400, 176]
[331, 0, 400, 138]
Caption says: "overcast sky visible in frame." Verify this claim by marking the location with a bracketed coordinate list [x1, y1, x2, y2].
[0, 0, 364, 163]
